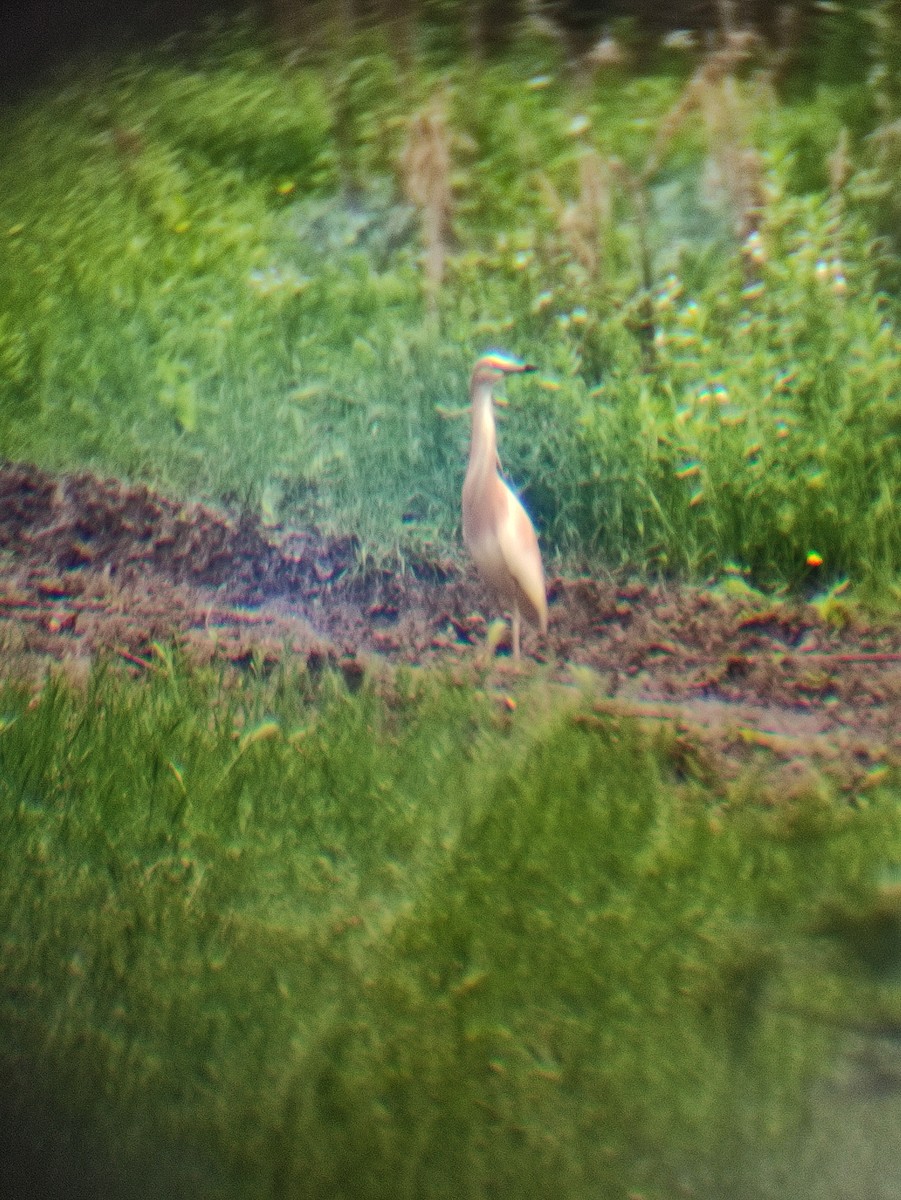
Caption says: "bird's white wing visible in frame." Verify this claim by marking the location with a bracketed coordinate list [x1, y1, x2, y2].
[495, 481, 548, 632]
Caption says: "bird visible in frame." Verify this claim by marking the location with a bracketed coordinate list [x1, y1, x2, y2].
[462, 351, 548, 661]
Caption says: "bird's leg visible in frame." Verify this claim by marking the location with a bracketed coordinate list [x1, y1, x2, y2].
[481, 617, 506, 666]
[511, 601, 521, 661]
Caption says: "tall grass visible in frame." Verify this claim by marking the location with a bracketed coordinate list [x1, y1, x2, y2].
[0, 28, 898, 594]
[1, 658, 899, 1198]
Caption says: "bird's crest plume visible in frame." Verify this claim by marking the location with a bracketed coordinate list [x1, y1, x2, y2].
[476, 351, 536, 374]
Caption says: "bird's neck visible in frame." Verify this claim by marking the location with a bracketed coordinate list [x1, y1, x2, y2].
[468, 380, 498, 479]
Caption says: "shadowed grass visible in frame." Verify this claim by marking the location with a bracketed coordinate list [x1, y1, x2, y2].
[0, 658, 899, 1198]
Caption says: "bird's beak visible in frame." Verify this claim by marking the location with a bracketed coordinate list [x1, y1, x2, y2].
[497, 362, 536, 404]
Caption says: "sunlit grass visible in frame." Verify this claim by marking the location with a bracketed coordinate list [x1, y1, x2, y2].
[0, 31, 898, 595]
[1, 657, 899, 1198]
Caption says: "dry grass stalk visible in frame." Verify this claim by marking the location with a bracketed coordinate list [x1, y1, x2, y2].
[399, 95, 453, 313]
[539, 142, 655, 367]
[828, 125, 853, 197]
[869, 117, 901, 182]
[111, 125, 145, 160]
[697, 74, 767, 244]
[643, 28, 767, 259]
[825, 126, 852, 296]
[642, 30, 759, 184]
[541, 148, 612, 284]
[766, 4, 802, 90]
[608, 156, 657, 371]
[716, 0, 741, 39]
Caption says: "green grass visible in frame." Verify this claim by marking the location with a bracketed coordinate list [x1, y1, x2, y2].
[1, 657, 900, 1199]
[0, 29, 898, 596]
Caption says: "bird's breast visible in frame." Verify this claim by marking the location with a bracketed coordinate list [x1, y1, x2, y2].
[462, 465, 503, 547]
[462, 475, 520, 601]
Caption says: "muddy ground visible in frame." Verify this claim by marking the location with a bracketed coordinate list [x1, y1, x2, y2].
[1, 461, 898, 788]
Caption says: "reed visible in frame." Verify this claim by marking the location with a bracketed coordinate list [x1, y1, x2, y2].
[400, 92, 453, 312]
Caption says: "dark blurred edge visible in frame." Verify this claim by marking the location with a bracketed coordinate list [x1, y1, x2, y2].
[0, 1051, 226, 1200]
[0, 1, 855, 101]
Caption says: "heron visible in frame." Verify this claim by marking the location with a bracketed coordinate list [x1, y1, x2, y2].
[462, 351, 548, 661]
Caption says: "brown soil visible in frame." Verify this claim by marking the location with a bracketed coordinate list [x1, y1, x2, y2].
[1, 461, 898, 786]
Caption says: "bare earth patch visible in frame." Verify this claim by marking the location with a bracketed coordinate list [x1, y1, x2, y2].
[1, 462, 898, 785]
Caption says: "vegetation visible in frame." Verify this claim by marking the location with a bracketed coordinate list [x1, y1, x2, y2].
[0, 17, 898, 596]
[1, 13, 900, 1197]
[1, 656, 899, 1199]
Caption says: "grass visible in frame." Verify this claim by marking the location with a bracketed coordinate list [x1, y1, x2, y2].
[0, 27, 897, 596]
[0, 656, 900, 1200]
[0, 22, 900, 1198]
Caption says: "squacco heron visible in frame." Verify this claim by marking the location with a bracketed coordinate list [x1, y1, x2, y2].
[462, 352, 548, 660]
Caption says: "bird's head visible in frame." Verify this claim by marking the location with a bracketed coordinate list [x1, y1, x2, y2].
[471, 352, 537, 403]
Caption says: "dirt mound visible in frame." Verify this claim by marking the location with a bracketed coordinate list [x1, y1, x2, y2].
[1, 461, 898, 781]
[0, 461, 360, 597]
